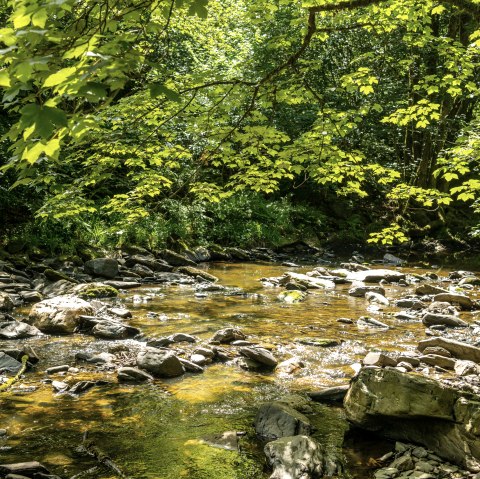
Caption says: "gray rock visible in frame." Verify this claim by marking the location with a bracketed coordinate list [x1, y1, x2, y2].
[160, 249, 197, 267]
[0, 293, 14, 312]
[454, 360, 480, 376]
[0, 320, 41, 339]
[51, 380, 69, 392]
[391, 454, 414, 471]
[176, 266, 218, 283]
[308, 385, 349, 403]
[104, 280, 141, 289]
[117, 367, 153, 382]
[240, 347, 277, 368]
[433, 293, 474, 310]
[418, 337, 480, 363]
[46, 365, 70, 374]
[202, 431, 238, 451]
[419, 354, 456, 370]
[136, 347, 185, 378]
[415, 284, 448, 295]
[0, 353, 23, 374]
[190, 353, 208, 365]
[422, 346, 452, 357]
[344, 367, 480, 470]
[146, 337, 173, 348]
[108, 307, 132, 318]
[0, 462, 50, 477]
[264, 435, 324, 479]
[168, 333, 197, 343]
[363, 352, 397, 367]
[179, 358, 204, 373]
[422, 312, 468, 328]
[365, 291, 390, 305]
[84, 258, 119, 278]
[211, 327, 246, 344]
[255, 402, 311, 439]
[347, 269, 406, 283]
[348, 286, 385, 298]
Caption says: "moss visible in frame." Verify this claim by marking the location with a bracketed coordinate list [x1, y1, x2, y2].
[77, 284, 119, 299]
[277, 290, 306, 303]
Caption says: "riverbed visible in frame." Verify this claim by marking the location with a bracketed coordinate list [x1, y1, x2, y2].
[1, 261, 476, 478]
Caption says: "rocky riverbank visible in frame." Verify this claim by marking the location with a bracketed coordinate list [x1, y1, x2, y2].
[1, 247, 480, 478]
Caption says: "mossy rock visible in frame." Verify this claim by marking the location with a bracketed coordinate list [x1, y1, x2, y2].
[73, 283, 119, 299]
[44, 268, 76, 283]
[278, 290, 306, 303]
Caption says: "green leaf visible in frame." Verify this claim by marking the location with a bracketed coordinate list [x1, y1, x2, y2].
[0, 70, 10, 87]
[32, 8, 48, 28]
[149, 83, 181, 102]
[20, 104, 67, 139]
[43, 67, 77, 87]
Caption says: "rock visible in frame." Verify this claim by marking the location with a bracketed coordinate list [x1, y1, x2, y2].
[76, 351, 115, 364]
[52, 380, 69, 392]
[419, 354, 456, 370]
[72, 283, 119, 299]
[194, 347, 215, 358]
[422, 346, 452, 357]
[365, 291, 390, 305]
[357, 316, 390, 329]
[0, 320, 41, 339]
[103, 280, 141, 289]
[433, 293, 475, 310]
[347, 269, 406, 283]
[211, 327, 246, 344]
[295, 337, 341, 347]
[136, 347, 185, 377]
[46, 365, 70, 374]
[168, 333, 197, 343]
[384, 253, 404, 265]
[362, 352, 397, 367]
[418, 337, 480, 363]
[349, 286, 386, 297]
[179, 358, 204, 373]
[422, 312, 468, 328]
[283, 272, 335, 289]
[454, 360, 480, 376]
[255, 402, 311, 439]
[43, 268, 76, 283]
[276, 357, 305, 374]
[415, 284, 448, 295]
[28, 295, 94, 334]
[125, 255, 172, 272]
[344, 367, 480, 470]
[19, 291, 43, 303]
[240, 347, 277, 368]
[117, 367, 153, 382]
[160, 249, 197, 267]
[90, 320, 140, 339]
[190, 354, 208, 365]
[146, 337, 173, 348]
[264, 435, 324, 479]
[395, 298, 425, 309]
[84, 258, 119, 278]
[278, 290, 306, 303]
[175, 266, 218, 283]
[108, 307, 132, 318]
[202, 431, 238, 451]
[308, 385, 349, 403]
[0, 293, 14, 311]
[0, 352, 23, 374]
[0, 462, 50, 477]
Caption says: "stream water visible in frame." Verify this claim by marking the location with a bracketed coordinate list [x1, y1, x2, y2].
[1, 261, 477, 478]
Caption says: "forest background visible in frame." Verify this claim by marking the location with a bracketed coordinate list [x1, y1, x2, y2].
[1, 0, 480, 257]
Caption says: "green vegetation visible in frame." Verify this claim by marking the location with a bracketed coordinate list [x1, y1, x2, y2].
[1, 0, 480, 253]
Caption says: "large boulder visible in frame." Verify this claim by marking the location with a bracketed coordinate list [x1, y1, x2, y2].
[136, 347, 185, 378]
[344, 367, 480, 470]
[28, 295, 94, 334]
[255, 402, 311, 440]
[84, 258, 119, 279]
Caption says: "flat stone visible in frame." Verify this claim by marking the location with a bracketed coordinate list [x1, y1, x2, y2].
[433, 293, 474, 310]
[117, 367, 153, 382]
[419, 354, 456, 370]
[136, 347, 185, 378]
[363, 352, 397, 367]
[415, 284, 448, 295]
[104, 281, 141, 289]
[418, 337, 480, 363]
[347, 269, 406, 283]
[46, 365, 70, 374]
[0, 463, 50, 477]
[0, 320, 41, 339]
[179, 358, 204, 373]
[255, 402, 311, 439]
[240, 347, 277, 368]
[308, 385, 349, 403]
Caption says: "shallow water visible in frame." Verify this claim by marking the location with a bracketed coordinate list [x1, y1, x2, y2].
[0, 261, 477, 478]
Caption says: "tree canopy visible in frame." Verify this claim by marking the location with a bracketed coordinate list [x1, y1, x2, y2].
[1, 0, 480, 245]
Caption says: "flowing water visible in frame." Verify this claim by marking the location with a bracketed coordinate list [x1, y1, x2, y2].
[0, 262, 476, 478]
